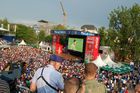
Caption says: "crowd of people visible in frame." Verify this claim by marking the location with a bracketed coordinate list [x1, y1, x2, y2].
[0, 46, 140, 93]
[0, 46, 50, 88]
[59, 60, 85, 80]
[95, 68, 140, 93]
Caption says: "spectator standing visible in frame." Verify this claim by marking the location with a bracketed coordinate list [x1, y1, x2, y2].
[64, 77, 82, 93]
[81, 63, 107, 93]
[30, 54, 64, 93]
[0, 79, 10, 93]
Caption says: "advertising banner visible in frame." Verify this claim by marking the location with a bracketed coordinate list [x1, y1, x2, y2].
[93, 36, 100, 60]
[84, 36, 100, 64]
[55, 44, 63, 54]
[52, 35, 60, 53]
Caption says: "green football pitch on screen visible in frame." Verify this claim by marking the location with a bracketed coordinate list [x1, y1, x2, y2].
[68, 37, 84, 52]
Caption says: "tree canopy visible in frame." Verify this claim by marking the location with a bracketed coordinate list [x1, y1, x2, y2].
[45, 24, 69, 45]
[16, 24, 37, 44]
[0, 18, 15, 34]
[38, 30, 46, 41]
[100, 3, 140, 62]
[51, 24, 68, 30]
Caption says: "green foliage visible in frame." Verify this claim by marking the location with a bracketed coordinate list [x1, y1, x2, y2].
[2, 18, 8, 29]
[0, 18, 15, 34]
[38, 30, 46, 41]
[60, 35, 66, 46]
[50, 24, 69, 46]
[108, 3, 140, 62]
[51, 24, 68, 30]
[45, 35, 53, 44]
[16, 24, 37, 44]
[98, 26, 107, 46]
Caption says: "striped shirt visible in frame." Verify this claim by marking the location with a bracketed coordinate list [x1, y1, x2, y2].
[0, 79, 10, 93]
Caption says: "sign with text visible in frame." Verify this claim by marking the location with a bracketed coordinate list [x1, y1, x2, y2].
[85, 36, 100, 64]
[52, 35, 60, 53]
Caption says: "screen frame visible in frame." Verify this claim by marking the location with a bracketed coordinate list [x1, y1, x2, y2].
[68, 37, 84, 52]
[66, 35, 86, 59]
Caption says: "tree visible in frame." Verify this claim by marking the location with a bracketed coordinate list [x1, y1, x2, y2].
[0, 18, 9, 35]
[45, 24, 68, 45]
[0, 18, 15, 34]
[38, 30, 46, 41]
[45, 35, 53, 44]
[51, 24, 68, 30]
[16, 24, 37, 44]
[98, 26, 107, 46]
[108, 3, 140, 62]
[2, 18, 8, 29]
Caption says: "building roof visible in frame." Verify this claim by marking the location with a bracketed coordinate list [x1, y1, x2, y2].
[81, 24, 97, 30]
[38, 20, 48, 23]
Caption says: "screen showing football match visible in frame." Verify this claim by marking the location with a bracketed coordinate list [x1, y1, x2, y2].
[68, 37, 84, 52]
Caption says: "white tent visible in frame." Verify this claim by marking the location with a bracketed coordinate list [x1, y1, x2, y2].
[103, 55, 117, 67]
[92, 55, 106, 67]
[39, 42, 48, 48]
[39, 41, 43, 47]
[18, 40, 26, 46]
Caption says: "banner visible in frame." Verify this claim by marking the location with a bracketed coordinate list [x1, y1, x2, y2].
[93, 36, 100, 60]
[52, 35, 60, 53]
[84, 36, 100, 64]
[55, 44, 63, 54]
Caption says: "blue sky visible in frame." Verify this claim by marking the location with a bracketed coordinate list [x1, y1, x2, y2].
[0, 0, 140, 29]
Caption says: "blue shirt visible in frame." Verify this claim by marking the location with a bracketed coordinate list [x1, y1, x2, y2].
[31, 65, 64, 93]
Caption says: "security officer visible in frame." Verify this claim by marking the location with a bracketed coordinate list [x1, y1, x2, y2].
[81, 63, 107, 93]
[30, 54, 64, 93]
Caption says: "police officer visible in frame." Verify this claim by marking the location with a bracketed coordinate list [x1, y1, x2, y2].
[30, 54, 64, 93]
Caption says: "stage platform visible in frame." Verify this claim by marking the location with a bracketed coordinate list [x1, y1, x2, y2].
[56, 53, 83, 62]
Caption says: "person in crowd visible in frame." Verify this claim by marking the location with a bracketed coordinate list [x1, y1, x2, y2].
[30, 54, 64, 93]
[71, 40, 76, 50]
[81, 63, 107, 93]
[64, 77, 82, 93]
[135, 84, 140, 93]
[0, 79, 10, 93]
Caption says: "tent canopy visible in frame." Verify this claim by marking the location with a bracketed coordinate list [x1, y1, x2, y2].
[18, 40, 26, 46]
[92, 55, 106, 68]
[39, 41, 43, 46]
[101, 64, 133, 74]
[103, 55, 117, 67]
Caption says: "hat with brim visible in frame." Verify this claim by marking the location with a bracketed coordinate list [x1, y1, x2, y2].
[50, 54, 63, 63]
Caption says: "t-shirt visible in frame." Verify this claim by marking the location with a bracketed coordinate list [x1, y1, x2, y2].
[31, 65, 64, 93]
[85, 79, 107, 93]
[0, 79, 10, 93]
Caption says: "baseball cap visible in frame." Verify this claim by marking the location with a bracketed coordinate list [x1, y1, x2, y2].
[50, 54, 63, 63]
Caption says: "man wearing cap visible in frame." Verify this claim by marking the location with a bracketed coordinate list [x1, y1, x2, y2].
[30, 54, 64, 93]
